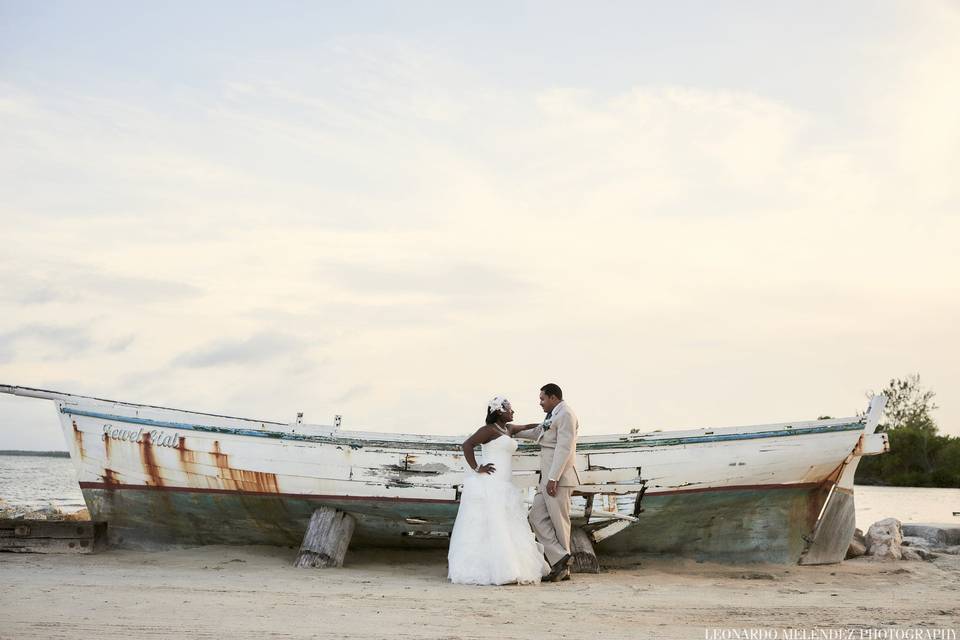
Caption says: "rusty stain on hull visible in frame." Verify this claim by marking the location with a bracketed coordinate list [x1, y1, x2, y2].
[72, 419, 84, 459]
[209, 440, 280, 493]
[139, 431, 165, 487]
[103, 468, 119, 485]
[176, 436, 199, 465]
[806, 481, 833, 531]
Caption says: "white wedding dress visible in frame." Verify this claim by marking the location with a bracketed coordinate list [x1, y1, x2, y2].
[448, 434, 551, 585]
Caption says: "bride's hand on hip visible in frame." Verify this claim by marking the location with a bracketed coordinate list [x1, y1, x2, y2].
[476, 463, 496, 475]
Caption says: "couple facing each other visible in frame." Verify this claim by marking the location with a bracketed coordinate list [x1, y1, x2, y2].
[447, 383, 580, 585]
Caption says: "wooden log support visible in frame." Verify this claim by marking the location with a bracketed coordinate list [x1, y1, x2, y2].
[583, 494, 594, 521]
[0, 520, 107, 554]
[294, 507, 356, 568]
[569, 527, 600, 574]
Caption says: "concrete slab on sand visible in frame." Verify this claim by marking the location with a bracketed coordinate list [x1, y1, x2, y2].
[902, 524, 960, 546]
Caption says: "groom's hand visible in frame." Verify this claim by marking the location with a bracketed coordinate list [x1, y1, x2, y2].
[546, 479, 559, 496]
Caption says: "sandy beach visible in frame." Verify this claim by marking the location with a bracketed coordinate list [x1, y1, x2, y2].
[1, 546, 958, 640]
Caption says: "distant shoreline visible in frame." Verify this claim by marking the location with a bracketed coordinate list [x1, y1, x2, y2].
[0, 450, 70, 458]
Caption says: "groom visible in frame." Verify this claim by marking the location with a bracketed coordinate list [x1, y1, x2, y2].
[516, 383, 581, 582]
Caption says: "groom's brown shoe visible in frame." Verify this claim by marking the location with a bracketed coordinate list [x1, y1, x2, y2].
[546, 554, 571, 582]
[549, 567, 571, 582]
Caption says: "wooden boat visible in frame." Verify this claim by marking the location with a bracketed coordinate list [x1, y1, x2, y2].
[0, 384, 888, 564]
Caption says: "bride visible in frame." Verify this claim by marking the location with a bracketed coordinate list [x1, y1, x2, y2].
[447, 396, 551, 585]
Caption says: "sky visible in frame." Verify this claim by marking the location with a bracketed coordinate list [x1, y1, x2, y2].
[1, 1, 958, 450]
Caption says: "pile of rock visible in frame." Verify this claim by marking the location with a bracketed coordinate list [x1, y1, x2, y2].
[0, 499, 90, 522]
[847, 517, 960, 561]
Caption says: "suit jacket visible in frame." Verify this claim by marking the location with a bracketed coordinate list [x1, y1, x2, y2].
[516, 401, 581, 487]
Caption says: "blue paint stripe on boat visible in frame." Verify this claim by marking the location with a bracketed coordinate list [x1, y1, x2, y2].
[62, 407, 865, 449]
[66, 408, 285, 439]
[616, 421, 864, 446]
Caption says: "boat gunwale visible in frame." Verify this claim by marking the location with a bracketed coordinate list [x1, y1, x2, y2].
[63, 406, 867, 451]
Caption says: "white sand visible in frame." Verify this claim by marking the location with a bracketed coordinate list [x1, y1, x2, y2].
[1, 546, 958, 639]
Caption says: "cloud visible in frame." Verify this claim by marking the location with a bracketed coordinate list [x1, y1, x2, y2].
[16, 286, 61, 305]
[879, 2, 960, 208]
[106, 334, 135, 353]
[172, 332, 306, 368]
[0, 6, 958, 444]
[319, 261, 531, 300]
[75, 271, 203, 302]
[0, 324, 94, 363]
[331, 384, 372, 404]
[0, 263, 203, 306]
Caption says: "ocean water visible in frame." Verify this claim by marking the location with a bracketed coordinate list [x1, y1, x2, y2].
[0, 454, 86, 512]
[853, 485, 960, 530]
[1, 454, 958, 528]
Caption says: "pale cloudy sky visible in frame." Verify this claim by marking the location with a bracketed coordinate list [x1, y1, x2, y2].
[1, 1, 958, 450]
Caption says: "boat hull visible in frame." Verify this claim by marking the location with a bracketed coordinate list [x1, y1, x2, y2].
[597, 484, 829, 564]
[0, 384, 887, 563]
[82, 481, 829, 564]
[80, 485, 460, 547]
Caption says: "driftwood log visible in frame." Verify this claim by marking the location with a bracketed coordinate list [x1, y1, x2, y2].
[294, 507, 356, 568]
[570, 526, 600, 573]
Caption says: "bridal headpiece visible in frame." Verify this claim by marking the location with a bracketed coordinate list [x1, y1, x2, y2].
[487, 396, 510, 414]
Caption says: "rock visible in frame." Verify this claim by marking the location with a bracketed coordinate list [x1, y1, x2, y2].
[903, 546, 939, 561]
[0, 503, 78, 520]
[739, 572, 777, 580]
[846, 538, 867, 559]
[942, 545, 960, 556]
[846, 528, 867, 559]
[866, 517, 903, 560]
[21, 504, 66, 521]
[902, 524, 960, 547]
[0, 499, 27, 519]
[914, 548, 939, 560]
[902, 548, 923, 561]
[902, 535, 933, 549]
[63, 508, 90, 521]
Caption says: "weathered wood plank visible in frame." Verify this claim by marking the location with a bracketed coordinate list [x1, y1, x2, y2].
[294, 507, 355, 568]
[0, 538, 97, 553]
[0, 520, 99, 540]
[570, 527, 600, 573]
[578, 468, 641, 484]
[798, 487, 856, 565]
[590, 519, 634, 543]
[0, 520, 107, 554]
[573, 483, 646, 495]
[583, 494, 595, 521]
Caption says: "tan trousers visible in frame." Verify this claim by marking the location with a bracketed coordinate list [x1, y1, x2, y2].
[529, 485, 573, 566]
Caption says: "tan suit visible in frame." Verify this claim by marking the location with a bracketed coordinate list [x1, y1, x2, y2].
[517, 401, 580, 565]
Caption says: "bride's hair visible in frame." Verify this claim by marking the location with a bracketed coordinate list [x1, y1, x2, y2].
[485, 408, 504, 425]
